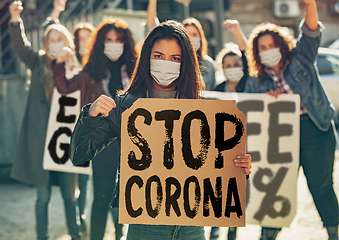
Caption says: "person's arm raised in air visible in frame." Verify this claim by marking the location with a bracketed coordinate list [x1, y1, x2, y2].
[224, 19, 248, 51]
[9, 1, 40, 70]
[304, 0, 318, 31]
[145, 0, 160, 36]
[42, 0, 67, 29]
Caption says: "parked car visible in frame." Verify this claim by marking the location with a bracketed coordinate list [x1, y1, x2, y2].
[317, 47, 339, 123]
[328, 39, 339, 49]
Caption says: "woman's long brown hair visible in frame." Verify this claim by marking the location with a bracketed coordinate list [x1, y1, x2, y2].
[82, 18, 137, 81]
[246, 22, 296, 79]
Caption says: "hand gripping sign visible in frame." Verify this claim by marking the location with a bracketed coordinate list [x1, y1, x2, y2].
[119, 98, 247, 227]
[43, 88, 92, 174]
[203, 91, 300, 228]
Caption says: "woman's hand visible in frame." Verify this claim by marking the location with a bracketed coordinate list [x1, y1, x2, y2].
[88, 95, 116, 117]
[57, 47, 73, 63]
[224, 19, 241, 34]
[234, 154, 252, 175]
[54, 0, 67, 11]
[223, 19, 248, 51]
[267, 89, 281, 98]
[9, 1, 23, 22]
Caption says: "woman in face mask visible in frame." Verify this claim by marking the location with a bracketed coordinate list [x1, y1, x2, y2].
[144, 1, 216, 90]
[73, 22, 95, 64]
[9, 1, 82, 240]
[214, 19, 249, 95]
[52, 17, 137, 240]
[182, 18, 217, 91]
[53, 18, 136, 104]
[67, 20, 252, 240]
[245, 1, 339, 240]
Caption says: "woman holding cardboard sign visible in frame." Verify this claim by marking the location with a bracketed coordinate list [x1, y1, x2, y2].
[52, 18, 138, 240]
[68, 20, 252, 240]
[244, 0, 338, 239]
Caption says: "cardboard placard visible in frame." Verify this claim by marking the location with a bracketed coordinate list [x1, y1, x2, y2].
[203, 91, 300, 228]
[43, 88, 92, 174]
[119, 98, 247, 227]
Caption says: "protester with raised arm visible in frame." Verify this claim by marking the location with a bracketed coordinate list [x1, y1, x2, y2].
[9, 1, 81, 239]
[245, 1, 338, 239]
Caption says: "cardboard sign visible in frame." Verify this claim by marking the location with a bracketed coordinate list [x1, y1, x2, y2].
[203, 91, 300, 228]
[119, 98, 247, 227]
[43, 88, 92, 174]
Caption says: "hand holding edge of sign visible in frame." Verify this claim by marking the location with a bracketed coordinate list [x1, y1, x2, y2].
[267, 89, 281, 99]
[89, 95, 116, 117]
[234, 154, 252, 175]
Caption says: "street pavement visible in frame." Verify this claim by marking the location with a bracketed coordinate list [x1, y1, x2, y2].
[0, 152, 338, 240]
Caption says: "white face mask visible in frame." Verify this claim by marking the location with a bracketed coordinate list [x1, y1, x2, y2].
[223, 67, 244, 82]
[79, 43, 86, 56]
[150, 59, 181, 87]
[259, 48, 282, 67]
[48, 41, 66, 59]
[191, 37, 201, 51]
[104, 42, 124, 61]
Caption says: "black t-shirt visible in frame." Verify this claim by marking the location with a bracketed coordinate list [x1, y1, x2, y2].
[106, 55, 125, 98]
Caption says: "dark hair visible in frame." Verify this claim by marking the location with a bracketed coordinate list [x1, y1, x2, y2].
[124, 20, 203, 99]
[73, 22, 95, 63]
[246, 22, 296, 79]
[182, 17, 208, 62]
[82, 18, 137, 80]
[216, 42, 242, 71]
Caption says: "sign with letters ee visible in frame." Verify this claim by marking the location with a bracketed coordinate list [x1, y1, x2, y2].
[203, 91, 300, 228]
[43, 88, 92, 175]
[119, 98, 247, 227]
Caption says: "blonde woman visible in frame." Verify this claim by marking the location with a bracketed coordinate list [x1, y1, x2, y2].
[9, 1, 81, 239]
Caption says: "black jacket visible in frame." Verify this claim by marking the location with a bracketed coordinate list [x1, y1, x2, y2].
[70, 89, 146, 165]
[69, 89, 147, 207]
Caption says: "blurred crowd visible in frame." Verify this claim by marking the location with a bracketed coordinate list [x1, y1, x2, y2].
[6, 0, 338, 240]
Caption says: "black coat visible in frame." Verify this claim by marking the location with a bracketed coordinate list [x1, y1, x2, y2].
[70, 90, 146, 207]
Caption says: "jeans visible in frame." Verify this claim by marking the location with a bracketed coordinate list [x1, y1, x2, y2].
[36, 171, 80, 240]
[90, 141, 120, 240]
[300, 114, 338, 226]
[126, 224, 206, 240]
[77, 174, 90, 219]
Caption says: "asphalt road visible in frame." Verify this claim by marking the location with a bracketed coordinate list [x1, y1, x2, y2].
[0, 153, 338, 240]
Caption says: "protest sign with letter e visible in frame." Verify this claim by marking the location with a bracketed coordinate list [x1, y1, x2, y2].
[203, 91, 300, 228]
[119, 98, 247, 227]
[43, 88, 92, 174]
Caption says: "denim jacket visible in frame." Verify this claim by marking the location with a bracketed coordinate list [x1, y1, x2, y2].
[244, 20, 335, 131]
